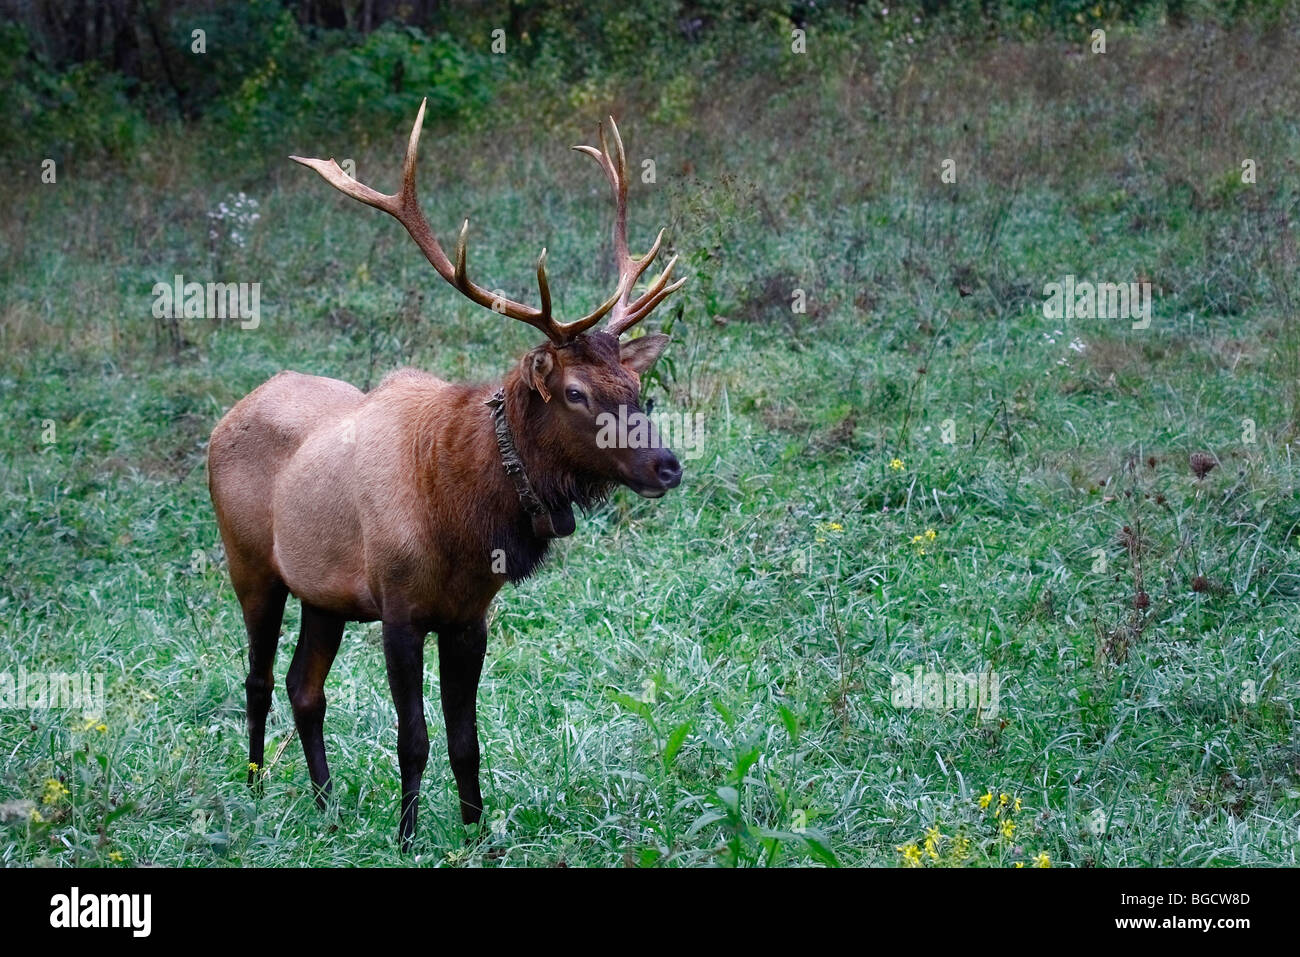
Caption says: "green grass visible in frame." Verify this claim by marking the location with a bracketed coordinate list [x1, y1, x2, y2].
[2, 17, 1299, 866]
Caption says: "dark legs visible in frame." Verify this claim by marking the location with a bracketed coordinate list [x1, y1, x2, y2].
[382, 620, 430, 851]
[244, 597, 487, 852]
[286, 603, 346, 807]
[438, 620, 488, 828]
[244, 588, 342, 802]
[242, 580, 288, 789]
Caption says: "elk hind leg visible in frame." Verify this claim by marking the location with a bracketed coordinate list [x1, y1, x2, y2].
[286, 603, 345, 807]
[239, 577, 288, 791]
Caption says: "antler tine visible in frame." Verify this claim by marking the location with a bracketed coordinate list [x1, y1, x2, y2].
[536, 248, 552, 318]
[571, 116, 685, 339]
[627, 228, 667, 296]
[614, 254, 685, 329]
[548, 282, 627, 340]
[398, 97, 426, 214]
[293, 103, 682, 347]
[609, 117, 628, 183]
[625, 272, 687, 328]
[293, 99, 576, 344]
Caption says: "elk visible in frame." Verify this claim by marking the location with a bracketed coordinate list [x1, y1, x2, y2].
[207, 100, 686, 850]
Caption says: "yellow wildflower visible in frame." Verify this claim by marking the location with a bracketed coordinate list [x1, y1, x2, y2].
[29, 808, 44, 823]
[909, 529, 936, 557]
[815, 521, 844, 540]
[978, 792, 993, 810]
[890, 458, 904, 471]
[1014, 797, 1022, 813]
[924, 824, 942, 859]
[1033, 852, 1051, 868]
[897, 842, 922, 867]
[108, 851, 124, 863]
[1000, 818, 1016, 840]
[41, 779, 69, 805]
[952, 833, 971, 861]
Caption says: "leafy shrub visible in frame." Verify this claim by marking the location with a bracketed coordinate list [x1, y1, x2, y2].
[0, 23, 149, 163]
[216, 21, 490, 151]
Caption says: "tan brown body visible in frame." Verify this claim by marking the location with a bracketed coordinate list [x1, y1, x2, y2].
[211, 369, 519, 629]
[210, 103, 686, 849]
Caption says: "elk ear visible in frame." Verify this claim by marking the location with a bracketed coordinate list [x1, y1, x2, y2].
[619, 333, 669, 375]
[521, 346, 555, 402]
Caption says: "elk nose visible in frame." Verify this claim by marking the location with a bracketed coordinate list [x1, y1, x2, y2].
[657, 451, 683, 489]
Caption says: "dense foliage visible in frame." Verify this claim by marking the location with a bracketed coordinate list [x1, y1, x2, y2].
[1, 0, 1298, 867]
[1, 0, 1292, 162]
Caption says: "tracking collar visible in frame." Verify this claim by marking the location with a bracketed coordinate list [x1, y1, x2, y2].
[484, 389, 574, 539]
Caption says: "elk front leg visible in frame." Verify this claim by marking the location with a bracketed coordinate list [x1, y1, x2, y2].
[382, 620, 430, 852]
[438, 619, 488, 828]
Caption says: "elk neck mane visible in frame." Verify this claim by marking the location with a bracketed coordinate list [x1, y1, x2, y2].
[505, 334, 622, 516]
[394, 354, 614, 584]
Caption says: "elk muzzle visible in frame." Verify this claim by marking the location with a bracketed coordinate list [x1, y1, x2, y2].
[612, 410, 683, 497]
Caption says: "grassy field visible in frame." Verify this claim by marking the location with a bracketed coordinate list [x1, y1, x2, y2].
[2, 17, 1299, 866]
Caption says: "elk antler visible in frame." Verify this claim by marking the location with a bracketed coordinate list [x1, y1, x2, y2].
[290, 98, 628, 345]
[573, 117, 687, 337]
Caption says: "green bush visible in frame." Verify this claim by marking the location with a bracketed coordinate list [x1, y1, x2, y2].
[216, 21, 491, 152]
[0, 10, 490, 167]
[0, 23, 150, 163]
[0, 0, 1292, 166]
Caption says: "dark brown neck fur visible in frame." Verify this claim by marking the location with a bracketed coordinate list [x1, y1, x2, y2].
[484, 365, 612, 582]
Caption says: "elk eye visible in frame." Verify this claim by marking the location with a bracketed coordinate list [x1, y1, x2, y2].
[565, 387, 586, 405]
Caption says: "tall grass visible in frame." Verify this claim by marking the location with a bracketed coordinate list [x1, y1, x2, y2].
[1, 17, 1298, 866]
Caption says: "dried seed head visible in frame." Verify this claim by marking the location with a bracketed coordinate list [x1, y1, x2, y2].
[1190, 451, 1217, 479]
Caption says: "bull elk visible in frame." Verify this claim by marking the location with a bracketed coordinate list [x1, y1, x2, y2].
[207, 100, 686, 849]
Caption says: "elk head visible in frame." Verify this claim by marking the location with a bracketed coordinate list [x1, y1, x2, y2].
[514, 329, 682, 502]
[291, 100, 686, 518]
